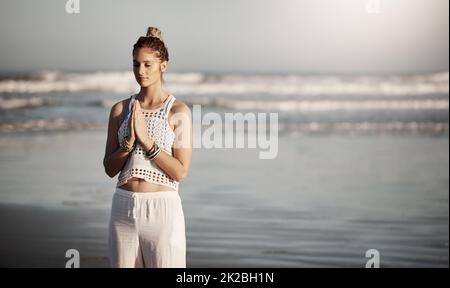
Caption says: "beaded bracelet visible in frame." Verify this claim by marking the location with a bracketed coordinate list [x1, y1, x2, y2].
[146, 142, 161, 160]
[149, 147, 161, 160]
[120, 139, 135, 152]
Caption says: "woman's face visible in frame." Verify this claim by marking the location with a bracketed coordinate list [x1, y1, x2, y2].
[132, 48, 167, 87]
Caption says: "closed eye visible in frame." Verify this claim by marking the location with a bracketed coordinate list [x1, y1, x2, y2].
[133, 63, 151, 67]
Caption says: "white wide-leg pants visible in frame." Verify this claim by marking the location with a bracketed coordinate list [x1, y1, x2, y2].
[108, 187, 186, 268]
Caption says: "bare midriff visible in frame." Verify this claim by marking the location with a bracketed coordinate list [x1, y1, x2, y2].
[119, 177, 175, 193]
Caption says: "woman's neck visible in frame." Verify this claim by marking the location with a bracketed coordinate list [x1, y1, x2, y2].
[137, 85, 167, 106]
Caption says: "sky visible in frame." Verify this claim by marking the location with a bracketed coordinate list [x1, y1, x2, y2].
[0, 0, 448, 74]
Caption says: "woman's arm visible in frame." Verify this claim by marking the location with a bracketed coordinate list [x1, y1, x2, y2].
[141, 102, 193, 182]
[103, 101, 133, 178]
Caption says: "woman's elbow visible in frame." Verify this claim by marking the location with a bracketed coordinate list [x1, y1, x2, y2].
[104, 167, 115, 178]
[105, 168, 117, 178]
[103, 159, 117, 178]
[174, 168, 189, 182]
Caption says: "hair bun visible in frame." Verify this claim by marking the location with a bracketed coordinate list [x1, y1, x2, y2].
[146, 27, 163, 40]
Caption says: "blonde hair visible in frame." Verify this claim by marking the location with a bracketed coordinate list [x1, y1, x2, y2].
[146, 27, 162, 40]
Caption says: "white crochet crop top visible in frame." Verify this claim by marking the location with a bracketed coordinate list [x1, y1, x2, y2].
[116, 94, 179, 191]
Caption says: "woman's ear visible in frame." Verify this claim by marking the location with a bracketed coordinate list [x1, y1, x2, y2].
[160, 61, 168, 73]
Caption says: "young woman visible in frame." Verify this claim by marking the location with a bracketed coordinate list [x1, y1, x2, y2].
[103, 27, 192, 268]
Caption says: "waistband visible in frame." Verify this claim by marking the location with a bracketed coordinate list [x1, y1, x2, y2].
[114, 187, 179, 199]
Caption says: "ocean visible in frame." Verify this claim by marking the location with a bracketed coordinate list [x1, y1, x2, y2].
[0, 70, 448, 135]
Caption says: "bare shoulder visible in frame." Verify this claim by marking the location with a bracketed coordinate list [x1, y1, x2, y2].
[110, 98, 130, 118]
[171, 99, 191, 116]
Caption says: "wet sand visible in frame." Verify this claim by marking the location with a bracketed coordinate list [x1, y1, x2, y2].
[0, 204, 109, 268]
[0, 129, 448, 267]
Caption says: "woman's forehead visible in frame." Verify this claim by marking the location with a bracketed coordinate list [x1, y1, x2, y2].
[133, 49, 160, 61]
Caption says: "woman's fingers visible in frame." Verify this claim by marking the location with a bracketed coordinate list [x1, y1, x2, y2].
[129, 101, 135, 137]
[131, 104, 135, 127]
[130, 109, 134, 128]
[133, 102, 137, 122]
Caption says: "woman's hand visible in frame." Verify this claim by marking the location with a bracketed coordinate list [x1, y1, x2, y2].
[133, 100, 154, 150]
[127, 102, 136, 145]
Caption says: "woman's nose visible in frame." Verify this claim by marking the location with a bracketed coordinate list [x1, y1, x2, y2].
[138, 65, 146, 75]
